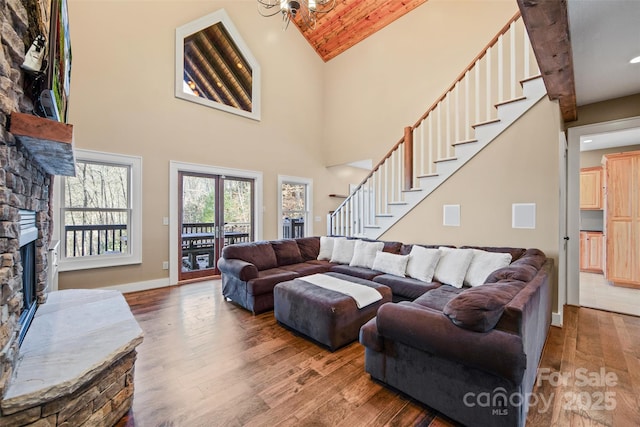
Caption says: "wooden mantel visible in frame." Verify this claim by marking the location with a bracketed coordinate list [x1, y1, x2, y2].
[8, 112, 76, 176]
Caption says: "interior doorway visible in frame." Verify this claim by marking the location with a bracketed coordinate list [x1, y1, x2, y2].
[567, 116, 640, 317]
[170, 162, 263, 285]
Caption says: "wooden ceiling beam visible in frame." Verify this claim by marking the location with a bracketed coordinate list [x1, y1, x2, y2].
[517, 0, 577, 121]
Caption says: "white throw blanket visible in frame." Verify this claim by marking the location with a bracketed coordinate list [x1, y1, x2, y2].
[300, 274, 382, 309]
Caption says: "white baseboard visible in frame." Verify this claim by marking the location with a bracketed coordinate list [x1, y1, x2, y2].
[102, 277, 172, 294]
[551, 311, 563, 327]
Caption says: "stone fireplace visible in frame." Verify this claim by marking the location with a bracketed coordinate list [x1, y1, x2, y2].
[1, 3, 143, 426]
[0, 1, 55, 397]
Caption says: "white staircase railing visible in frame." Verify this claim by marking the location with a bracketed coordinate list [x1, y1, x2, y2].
[328, 12, 541, 237]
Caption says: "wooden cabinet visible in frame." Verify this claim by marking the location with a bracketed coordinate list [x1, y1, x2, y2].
[604, 151, 640, 288]
[580, 231, 604, 273]
[580, 166, 603, 209]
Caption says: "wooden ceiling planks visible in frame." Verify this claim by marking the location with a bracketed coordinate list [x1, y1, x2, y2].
[296, 0, 429, 62]
[517, 0, 577, 121]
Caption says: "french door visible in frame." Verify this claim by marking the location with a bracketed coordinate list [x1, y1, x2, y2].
[178, 172, 254, 281]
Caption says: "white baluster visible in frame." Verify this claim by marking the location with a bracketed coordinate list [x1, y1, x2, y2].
[498, 34, 504, 103]
[510, 22, 516, 99]
[486, 46, 492, 121]
[437, 103, 442, 160]
[428, 113, 434, 174]
[465, 72, 470, 140]
[446, 94, 451, 157]
[384, 161, 389, 211]
[455, 83, 460, 144]
[524, 25, 530, 78]
[475, 61, 480, 124]
[419, 122, 425, 176]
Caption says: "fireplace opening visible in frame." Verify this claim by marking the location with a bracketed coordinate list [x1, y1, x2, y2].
[18, 209, 38, 346]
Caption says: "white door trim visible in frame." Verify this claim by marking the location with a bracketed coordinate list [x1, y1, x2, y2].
[566, 115, 640, 306]
[169, 161, 263, 285]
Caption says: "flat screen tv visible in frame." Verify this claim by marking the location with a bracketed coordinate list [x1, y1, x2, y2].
[34, 0, 71, 123]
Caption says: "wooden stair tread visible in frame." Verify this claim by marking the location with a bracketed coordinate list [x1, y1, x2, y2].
[452, 139, 478, 146]
[418, 173, 439, 178]
[520, 74, 543, 85]
[363, 224, 381, 229]
[434, 157, 457, 163]
[388, 201, 407, 205]
[328, 194, 348, 198]
[401, 188, 422, 193]
[375, 214, 393, 218]
[495, 96, 527, 108]
[472, 118, 501, 128]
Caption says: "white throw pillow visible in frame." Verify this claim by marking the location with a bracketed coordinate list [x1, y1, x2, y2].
[317, 236, 344, 261]
[330, 239, 358, 264]
[433, 247, 474, 288]
[406, 246, 441, 282]
[372, 252, 410, 277]
[464, 249, 512, 287]
[349, 240, 385, 269]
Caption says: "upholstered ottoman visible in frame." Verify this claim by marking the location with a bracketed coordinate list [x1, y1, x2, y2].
[273, 272, 392, 350]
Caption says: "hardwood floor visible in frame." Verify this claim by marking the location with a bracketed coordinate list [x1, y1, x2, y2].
[117, 280, 640, 426]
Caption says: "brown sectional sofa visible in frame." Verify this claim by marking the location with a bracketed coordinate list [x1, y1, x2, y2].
[217, 237, 441, 313]
[217, 237, 552, 427]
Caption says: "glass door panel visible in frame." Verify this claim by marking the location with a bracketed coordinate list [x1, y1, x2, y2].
[179, 172, 220, 281]
[223, 177, 254, 245]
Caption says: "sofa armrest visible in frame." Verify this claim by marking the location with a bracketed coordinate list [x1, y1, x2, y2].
[217, 257, 258, 281]
[376, 302, 526, 385]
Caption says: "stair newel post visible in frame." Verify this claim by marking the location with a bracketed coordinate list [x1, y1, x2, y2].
[403, 126, 414, 191]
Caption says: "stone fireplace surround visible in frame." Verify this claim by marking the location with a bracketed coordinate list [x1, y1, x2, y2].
[1, 2, 143, 425]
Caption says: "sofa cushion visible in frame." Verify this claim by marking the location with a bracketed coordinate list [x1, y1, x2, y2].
[412, 285, 463, 311]
[272, 239, 304, 266]
[317, 236, 344, 261]
[296, 237, 320, 261]
[330, 264, 383, 281]
[279, 262, 331, 276]
[400, 243, 446, 255]
[461, 246, 526, 262]
[406, 246, 441, 283]
[222, 241, 278, 271]
[485, 264, 539, 284]
[464, 249, 512, 287]
[510, 248, 547, 270]
[350, 240, 384, 269]
[330, 238, 358, 264]
[371, 252, 409, 277]
[433, 247, 474, 288]
[246, 268, 299, 296]
[373, 274, 441, 300]
[442, 280, 526, 332]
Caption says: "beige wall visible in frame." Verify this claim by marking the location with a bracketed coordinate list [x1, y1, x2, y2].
[321, 0, 518, 166]
[60, 1, 346, 289]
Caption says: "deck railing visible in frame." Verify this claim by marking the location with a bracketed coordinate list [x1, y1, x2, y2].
[329, 12, 540, 237]
[64, 224, 127, 257]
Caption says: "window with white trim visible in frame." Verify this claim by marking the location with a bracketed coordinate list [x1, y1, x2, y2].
[55, 150, 142, 271]
[278, 175, 313, 239]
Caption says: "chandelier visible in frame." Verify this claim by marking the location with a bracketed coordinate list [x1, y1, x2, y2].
[258, 0, 336, 30]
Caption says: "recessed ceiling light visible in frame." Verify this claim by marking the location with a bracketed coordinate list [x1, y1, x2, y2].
[631, 56, 640, 64]
[583, 139, 593, 143]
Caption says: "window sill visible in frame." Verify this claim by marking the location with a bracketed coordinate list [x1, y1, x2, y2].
[58, 254, 142, 272]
